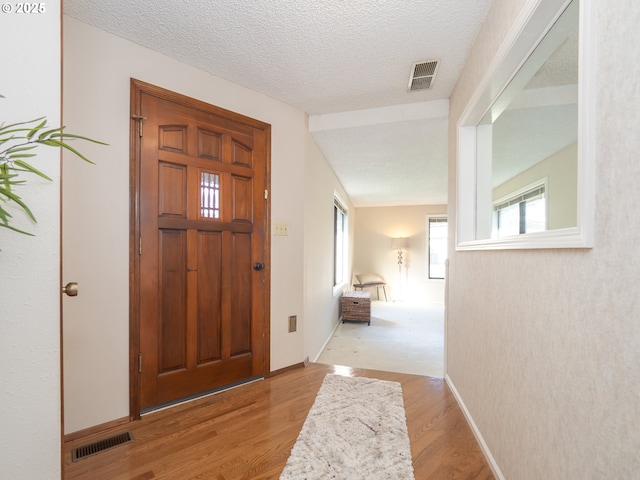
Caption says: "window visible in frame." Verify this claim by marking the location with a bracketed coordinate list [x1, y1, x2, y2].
[494, 184, 546, 238]
[200, 171, 220, 219]
[334, 197, 348, 287]
[428, 217, 448, 279]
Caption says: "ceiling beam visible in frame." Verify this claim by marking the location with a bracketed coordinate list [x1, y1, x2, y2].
[308, 99, 449, 132]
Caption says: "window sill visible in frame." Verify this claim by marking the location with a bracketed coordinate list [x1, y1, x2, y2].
[333, 282, 348, 297]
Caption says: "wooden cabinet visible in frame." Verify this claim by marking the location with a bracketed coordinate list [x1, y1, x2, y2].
[341, 291, 371, 325]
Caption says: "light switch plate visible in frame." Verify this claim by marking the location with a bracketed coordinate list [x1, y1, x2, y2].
[273, 222, 289, 236]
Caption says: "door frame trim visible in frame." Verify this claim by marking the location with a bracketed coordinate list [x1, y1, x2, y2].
[128, 78, 271, 419]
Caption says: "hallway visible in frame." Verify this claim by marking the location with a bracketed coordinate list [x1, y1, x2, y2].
[63, 363, 492, 479]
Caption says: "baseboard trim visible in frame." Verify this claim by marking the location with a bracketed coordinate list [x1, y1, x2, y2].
[270, 358, 308, 377]
[313, 318, 342, 363]
[444, 374, 505, 480]
[63, 416, 130, 443]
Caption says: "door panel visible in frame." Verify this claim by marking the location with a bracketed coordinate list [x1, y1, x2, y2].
[232, 175, 253, 221]
[159, 229, 188, 373]
[230, 232, 252, 356]
[132, 80, 270, 412]
[158, 162, 187, 217]
[196, 231, 222, 364]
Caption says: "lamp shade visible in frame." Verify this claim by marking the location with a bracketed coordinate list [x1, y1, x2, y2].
[391, 237, 409, 249]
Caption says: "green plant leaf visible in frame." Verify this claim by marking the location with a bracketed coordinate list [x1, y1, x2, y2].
[0, 223, 35, 235]
[4, 145, 37, 154]
[0, 170, 23, 183]
[0, 204, 13, 224]
[50, 132, 109, 145]
[26, 119, 47, 139]
[40, 139, 95, 164]
[13, 160, 52, 181]
[38, 126, 63, 140]
[1, 97, 105, 237]
[7, 153, 38, 161]
[0, 203, 34, 235]
[0, 117, 46, 133]
[0, 129, 32, 141]
[0, 186, 36, 221]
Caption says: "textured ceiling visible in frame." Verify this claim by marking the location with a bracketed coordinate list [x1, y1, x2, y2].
[63, 0, 495, 206]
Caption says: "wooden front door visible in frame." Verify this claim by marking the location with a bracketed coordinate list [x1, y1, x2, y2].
[131, 80, 270, 412]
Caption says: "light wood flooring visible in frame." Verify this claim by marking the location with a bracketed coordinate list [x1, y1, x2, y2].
[63, 363, 494, 479]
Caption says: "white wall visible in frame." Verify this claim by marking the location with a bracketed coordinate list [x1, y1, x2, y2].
[0, 4, 62, 479]
[62, 16, 307, 433]
[447, 0, 640, 478]
[353, 205, 447, 304]
[303, 136, 355, 362]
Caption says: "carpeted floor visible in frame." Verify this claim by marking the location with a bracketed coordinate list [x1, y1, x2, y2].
[317, 301, 444, 377]
[279, 374, 415, 480]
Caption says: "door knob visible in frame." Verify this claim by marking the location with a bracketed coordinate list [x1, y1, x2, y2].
[62, 282, 79, 297]
[253, 262, 265, 271]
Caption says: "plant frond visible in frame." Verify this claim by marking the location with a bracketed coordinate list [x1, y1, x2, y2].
[13, 160, 52, 181]
[26, 119, 48, 139]
[50, 131, 109, 146]
[0, 117, 46, 134]
[0, 219, 35, 236]
[1, 98, 105, 236]
[38, 126, 64, 140]
[7, 153, 37, 160]
[0, 186, 36, 221]
[3, 144, 37, 154]
[41, 138, 95, 164]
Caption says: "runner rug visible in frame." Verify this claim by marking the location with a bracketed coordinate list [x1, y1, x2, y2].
[280, 374, 415, 479]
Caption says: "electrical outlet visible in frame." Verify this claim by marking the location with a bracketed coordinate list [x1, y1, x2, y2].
[288, 315, 297, 333]
[273, 222, 289, 236]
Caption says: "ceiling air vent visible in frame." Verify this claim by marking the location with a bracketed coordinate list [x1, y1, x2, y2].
[408, 60, 440, 92]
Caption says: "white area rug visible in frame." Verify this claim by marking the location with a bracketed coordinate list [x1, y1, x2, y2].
[280, 374, 415, 480]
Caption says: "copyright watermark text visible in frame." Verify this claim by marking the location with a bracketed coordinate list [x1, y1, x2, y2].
[2, 3, 46, 13]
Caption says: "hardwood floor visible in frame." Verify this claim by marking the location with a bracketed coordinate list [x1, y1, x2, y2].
[63, 363, 494, 479]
